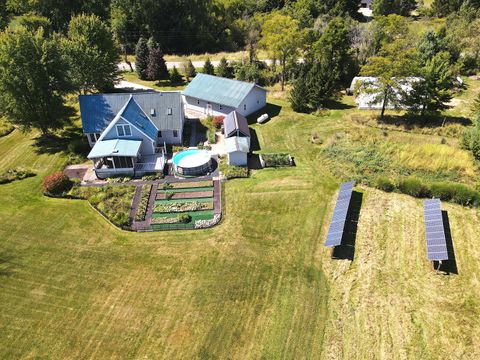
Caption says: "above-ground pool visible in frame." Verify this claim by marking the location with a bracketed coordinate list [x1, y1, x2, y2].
[172, 148, 212, 176]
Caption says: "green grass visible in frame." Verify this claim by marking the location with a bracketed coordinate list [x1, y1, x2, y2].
[154, 197, 213, 204]
[1, 82, 480, 359]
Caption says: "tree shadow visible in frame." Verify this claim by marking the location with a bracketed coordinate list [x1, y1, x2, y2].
[249, 128, 261, 152]
[331, 191, 363, 261]
[195, 120, 208, 145]
[434, 211, 458, 275]
[246, 103, 282, 125]
[33, 126, 89, 157]
[377, 114, 472, 130]
[324, 99, 356, 110]
[109, 87, 157, 94]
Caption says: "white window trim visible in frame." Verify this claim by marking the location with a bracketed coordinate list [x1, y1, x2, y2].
[116, 124, 131, 137]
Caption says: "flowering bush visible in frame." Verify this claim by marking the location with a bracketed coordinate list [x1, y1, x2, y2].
[43, 172, 72, 195]
[213, 115, 225, 129]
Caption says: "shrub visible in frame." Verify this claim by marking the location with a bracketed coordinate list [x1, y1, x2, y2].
[213, 116, 225, 129]
[261, 153, 293, 167]
[0, 168, 35, 184]
[430, 182, 455, 201]
[177, 214, 191, 223]
[376, 177, 395, 192]
[206, 129, 216, 144]
[43, 172, 72, 195]
[397, 177, 431, 198]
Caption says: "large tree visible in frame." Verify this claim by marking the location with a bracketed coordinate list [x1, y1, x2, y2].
[146, 44, 168, 81]
[216, 57, 234, 78]
[360, 41, 418, 119]
[260, 12, 305, 90]
[405, 52, 453, 116]
[182, 60, 197, 82]
[135, 37, 149, 80]
[372, 0, 417, 16]
[64, 14, 120, 94]
[0, 27, 73, 133]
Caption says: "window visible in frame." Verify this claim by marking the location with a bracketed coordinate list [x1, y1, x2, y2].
[197, 100, 200, 105]
[116, 124, 131, 137]
[167, 107, 172, 115]
[89, 133, 96, 143]
[113, 156, 133, 169]
[173, 130, 178, 137]
[157, 130, 162, 138]
[219, 105, 222, 110]
[244, 104, 247, 111]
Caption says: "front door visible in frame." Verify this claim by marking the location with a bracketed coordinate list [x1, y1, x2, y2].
[206, 103, 213, 115]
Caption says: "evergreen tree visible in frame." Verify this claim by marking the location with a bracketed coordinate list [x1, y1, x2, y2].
[306, 59, 339, 109]
[215, 57, 233, 78]
[289, 66, 310, 112]
[202, 58, 215, 75]
[182, 60, 197, 82]
[169, 66, 183, 84]
[0, 27, 73, 133]
[135, 37, 149, 80]
[405, 52, 453, 115]
[146, 44, 168, 81]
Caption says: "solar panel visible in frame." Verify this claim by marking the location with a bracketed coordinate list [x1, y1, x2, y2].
[424, 199, 448, 261]
[324, 181, 355, 247]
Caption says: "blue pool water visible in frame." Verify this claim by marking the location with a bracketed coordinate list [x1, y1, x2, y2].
[172, 149, 210, 167]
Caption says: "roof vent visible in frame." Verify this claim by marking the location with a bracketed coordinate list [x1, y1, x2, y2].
[150, 108, 155, 116]
[167, 108, 172, 115]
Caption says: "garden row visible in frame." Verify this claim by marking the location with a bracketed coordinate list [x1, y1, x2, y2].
[150, 181, 216, 230]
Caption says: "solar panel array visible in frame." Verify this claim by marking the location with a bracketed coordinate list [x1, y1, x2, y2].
[324, 181, 355, 247]
[424, 199, 449, 261]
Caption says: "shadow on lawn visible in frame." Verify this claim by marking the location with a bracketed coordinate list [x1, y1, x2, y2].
[0, 252, 15, 277]
[33, 126, 89, 157]
[324, 99, 356, 110]
[331, 191, 363, 261]
[376, 114, 472, 130]
[246, 103, 282, 125]
[435, 211, 458, 275]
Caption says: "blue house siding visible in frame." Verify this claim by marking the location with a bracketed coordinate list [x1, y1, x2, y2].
[102, 118, 155, 156]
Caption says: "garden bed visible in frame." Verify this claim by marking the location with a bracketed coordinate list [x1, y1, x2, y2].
[156, 191, 213, 200]
[135, 184, 152, 222]
[260, 153, 294, 167]
[153, 201, 213, 213]
[165, 180, 213, 189]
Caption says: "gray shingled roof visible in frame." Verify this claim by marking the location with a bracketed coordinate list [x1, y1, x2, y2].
[223, 111, 250, 138]
[79, 91, 183, 133]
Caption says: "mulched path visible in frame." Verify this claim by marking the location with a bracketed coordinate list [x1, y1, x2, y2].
[213, 180, 221, 215]
[156, 190, 213, 200]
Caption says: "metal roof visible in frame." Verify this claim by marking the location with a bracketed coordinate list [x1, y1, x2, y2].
[183, 74, 265, 108]
[224, 111, 250, 138]
[121, 97, 158, 140]
[87, 139, 142, 159]
[224, 136, 250, 153]
[79, 91, 183, 134]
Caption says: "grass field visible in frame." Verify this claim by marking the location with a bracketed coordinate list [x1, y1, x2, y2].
[1, 80, 480, 359]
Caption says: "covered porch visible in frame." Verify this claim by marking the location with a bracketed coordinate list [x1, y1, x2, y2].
[88, 139, 142, 179]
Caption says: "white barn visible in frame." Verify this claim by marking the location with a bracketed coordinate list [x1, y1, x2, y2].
[183, 74, 267, 117]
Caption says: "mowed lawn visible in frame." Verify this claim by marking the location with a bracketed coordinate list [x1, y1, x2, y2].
[1, 91, 480, 359]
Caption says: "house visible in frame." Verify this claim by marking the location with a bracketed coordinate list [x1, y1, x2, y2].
[350, 76, 420, 110]
[79, 91, 184, 178]
[223, 111, 250, 148]
[225, 136, 250, 166]
[183, 73, 267, 117]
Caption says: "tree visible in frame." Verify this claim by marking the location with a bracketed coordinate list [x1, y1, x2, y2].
[216, 57, 233, 78]
[146, 44, 168, 81]
[182, 60, 196, 82]
[405, 52, 453, 115]
[0, 28, 73, 134]
[372, 0, 417, 16]
[110, 1, 133, 71]
[289, 66, 310, 112]
[432, 0, 464, 17]
[360, 41, 418, 119]
[203, 58, 215, 75]
[259, 12, 305, 90]
[169, 66, 183, 84]
[64, 14, 120, 94]
[135, 37, 149, 80]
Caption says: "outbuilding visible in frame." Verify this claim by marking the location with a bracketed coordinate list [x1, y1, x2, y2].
[225, 136, 249, 166]
[183, 74, 267, 117]
[223, 111, 250, 147]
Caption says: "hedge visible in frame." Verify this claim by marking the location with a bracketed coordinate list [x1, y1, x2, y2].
[0, 168, 35, 185]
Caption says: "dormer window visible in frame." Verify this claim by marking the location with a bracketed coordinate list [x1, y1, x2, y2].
[116, 124, 131, 137]
[167, 108, 172, 115]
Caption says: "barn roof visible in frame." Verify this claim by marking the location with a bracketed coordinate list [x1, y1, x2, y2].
[183, 73, 265, 108]
[79, 91, 183, 134]
[223, 111, 250, 138]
